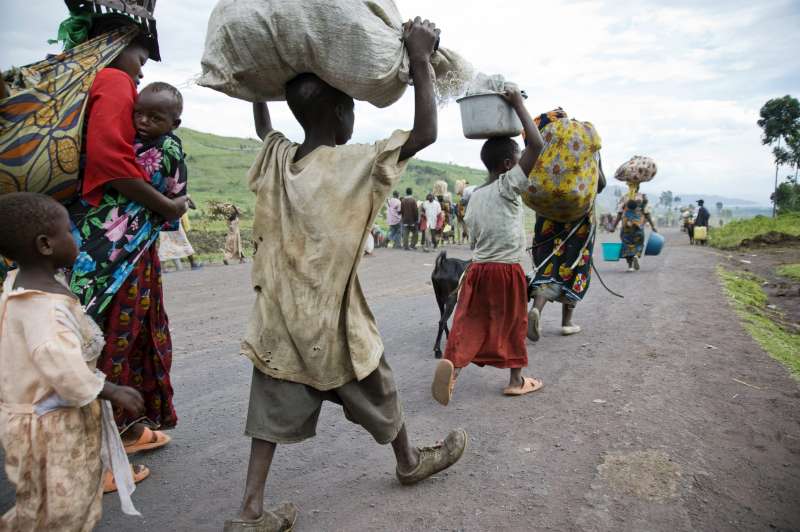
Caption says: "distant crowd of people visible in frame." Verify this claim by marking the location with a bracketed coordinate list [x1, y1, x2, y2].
[367, 186, 470, 255]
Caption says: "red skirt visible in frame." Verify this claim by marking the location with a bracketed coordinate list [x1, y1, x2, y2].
[444, 262, 528, 369]
[98, 244, 177, 430]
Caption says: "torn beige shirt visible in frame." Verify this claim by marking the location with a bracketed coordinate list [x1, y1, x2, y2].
[242, 129, 410, 390]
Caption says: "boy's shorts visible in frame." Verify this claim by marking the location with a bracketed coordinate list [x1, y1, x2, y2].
[245, 355, 404, 445]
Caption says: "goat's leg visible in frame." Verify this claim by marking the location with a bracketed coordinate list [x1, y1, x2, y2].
[443, 292, 459, 338]
[433, 320, 446, 359]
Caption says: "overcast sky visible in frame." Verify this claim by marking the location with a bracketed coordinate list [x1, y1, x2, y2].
[4, 0, 800, 203]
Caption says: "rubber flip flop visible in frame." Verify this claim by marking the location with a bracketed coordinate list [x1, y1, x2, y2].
[431, 359, 456, 406]
[124, 427, 171, 455]
[503, 377, 544, 396]
[103, 464, 150, 493]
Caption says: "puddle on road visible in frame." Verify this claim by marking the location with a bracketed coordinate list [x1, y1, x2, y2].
[597, 449, 682, 501]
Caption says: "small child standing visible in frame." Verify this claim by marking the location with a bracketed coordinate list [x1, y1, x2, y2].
[0, 193, 146, 531]
[431, 85, 546, 405]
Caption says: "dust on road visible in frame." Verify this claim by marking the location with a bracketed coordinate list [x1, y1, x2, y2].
[2, 230, 798, 531]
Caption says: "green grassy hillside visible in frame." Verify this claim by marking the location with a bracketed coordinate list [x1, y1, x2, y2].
[178, 127, 486, 224]
[176, 127, 488, 259]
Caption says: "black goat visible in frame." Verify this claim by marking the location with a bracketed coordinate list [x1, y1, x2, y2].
[431, 251, 471, 358]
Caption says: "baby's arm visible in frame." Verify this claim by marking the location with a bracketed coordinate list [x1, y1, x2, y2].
[399, 17, 440, 162]
[110, 179, 188, 221]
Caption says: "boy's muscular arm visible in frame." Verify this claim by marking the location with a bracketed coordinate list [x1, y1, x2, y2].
[109, 179, 189, 221]
[399, 18, 440, 162]
[253, 102, 273, 140]
[503, 85, 544, 176]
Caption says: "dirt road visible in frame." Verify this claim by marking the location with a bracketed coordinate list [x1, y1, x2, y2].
[2, 229, 799, 531]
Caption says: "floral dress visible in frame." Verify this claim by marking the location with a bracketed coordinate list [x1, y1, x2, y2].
[69, 133, 187, 320]
[530, 213, 595, 304]
[68, 133, 186, 430]
[618, 195, 648, 259]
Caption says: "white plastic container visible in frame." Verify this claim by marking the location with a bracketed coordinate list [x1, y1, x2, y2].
[456, 92, 523, 139]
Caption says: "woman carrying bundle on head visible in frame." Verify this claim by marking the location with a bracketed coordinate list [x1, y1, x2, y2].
[523, 109, 604, 340]
[611, 156, 659, 272]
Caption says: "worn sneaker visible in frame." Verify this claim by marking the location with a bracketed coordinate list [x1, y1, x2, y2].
[396, 429, 468, 485]
[561, 325, 582, 336]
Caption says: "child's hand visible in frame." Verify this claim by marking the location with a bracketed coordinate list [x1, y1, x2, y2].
[101, 383, 144, 415]
[501, 83, 525, 109]
[402, 17, 440, 63]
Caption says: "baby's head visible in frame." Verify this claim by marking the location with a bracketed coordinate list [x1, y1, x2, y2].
[134, 82, 183, 141]
[480, 137, 521, 175]
[0, 193, 78, 269]
[286, 73, 354, 145]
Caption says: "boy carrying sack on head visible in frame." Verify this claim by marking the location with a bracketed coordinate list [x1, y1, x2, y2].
[224, 18, 467, 532]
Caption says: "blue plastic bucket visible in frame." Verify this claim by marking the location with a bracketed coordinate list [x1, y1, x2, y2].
[602, 242, 622, 262]
[645, 232, 665, 256]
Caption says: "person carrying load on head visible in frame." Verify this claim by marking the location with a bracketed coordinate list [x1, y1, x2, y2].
[224, 17, 467, 532]
[430, 83, 546, 407]
[524, 108, 605, 341]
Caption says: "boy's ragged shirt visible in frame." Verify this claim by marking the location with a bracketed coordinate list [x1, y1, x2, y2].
[465, 165, 529, 265]
[243, 129, 410, 390]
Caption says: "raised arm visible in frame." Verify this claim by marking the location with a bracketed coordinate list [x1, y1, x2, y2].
[503, 85, 543, 176]
[398, 17, 440, 162]
[253, 102, 273, 140]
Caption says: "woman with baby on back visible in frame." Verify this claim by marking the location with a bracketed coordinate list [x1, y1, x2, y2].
[56, 9, 189, 487]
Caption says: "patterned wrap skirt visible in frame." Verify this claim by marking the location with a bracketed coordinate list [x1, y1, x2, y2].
[530, 216, 594, 304]
[98, 244, 177, 431]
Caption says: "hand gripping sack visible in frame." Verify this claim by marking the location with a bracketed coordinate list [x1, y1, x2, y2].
[614, 155, 657, 184]
[0, 28, 135, 201]
[199, 0, 472, 107]
[520, 116, 602, 223]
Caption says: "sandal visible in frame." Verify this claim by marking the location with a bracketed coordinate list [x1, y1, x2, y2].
[431, 359, 456, 406]
[396, 429, 467, 486]
[503, 377, 544, 396]
[124, 427, 171, 455]
[103, 464, 150, 493]
[223, 502, 298, 532]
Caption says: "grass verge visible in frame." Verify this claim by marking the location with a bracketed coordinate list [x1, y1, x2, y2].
[718, 266, 800, 378]
[776, 263, 800, 281]
[710, 213, 800, 249]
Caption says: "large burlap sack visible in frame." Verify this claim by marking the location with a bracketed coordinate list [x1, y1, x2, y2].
[521, 117, 603, 223]
[614, 155, 657, 184]
[199, 0, 472, 107]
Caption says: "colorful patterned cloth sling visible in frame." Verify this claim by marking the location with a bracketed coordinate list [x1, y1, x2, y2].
[0, 27, 135, 201]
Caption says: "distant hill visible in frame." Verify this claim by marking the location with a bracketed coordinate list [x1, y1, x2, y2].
[177, 127, 486, 221]
[598, 185, 770, 215]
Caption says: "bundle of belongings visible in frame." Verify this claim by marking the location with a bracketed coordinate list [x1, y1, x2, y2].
[199, 0, 473, 107]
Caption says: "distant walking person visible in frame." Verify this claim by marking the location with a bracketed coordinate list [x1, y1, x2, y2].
[223, 207, 245, 265]
[386, 191, 402, 248]
[421, 193, 442, 252]
[612, 193, 657, 272]
[694, 199, 710, 246]
[400, 188, 419, 250]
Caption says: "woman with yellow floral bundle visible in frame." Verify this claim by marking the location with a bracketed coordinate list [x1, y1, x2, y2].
[526, 109, 605, 340]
